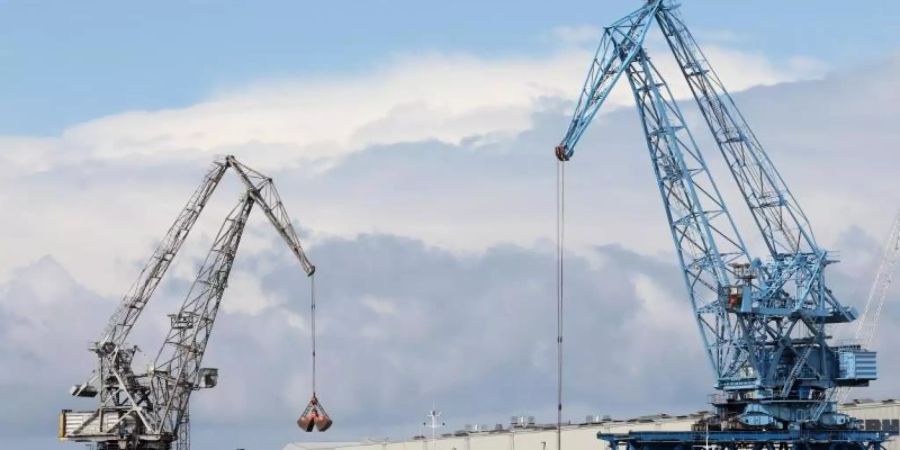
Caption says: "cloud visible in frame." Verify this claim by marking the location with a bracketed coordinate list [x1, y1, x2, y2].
[0, 236, 705, 448]
[3, 227, 898, 450]
[0, 37, 836, 299]
[0, 38, 824, 178]
[546, 25, 602, 46]
[0, 256, 108, 433]
[1, 26, 899, 450]
[0, 49, 893, 309]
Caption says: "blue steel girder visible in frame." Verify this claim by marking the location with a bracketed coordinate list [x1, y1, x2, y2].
[621, 47, 751, 380]
[649, 2, 860, 396]
[653, 3, 817, 259]
[555, 0, 662, 161]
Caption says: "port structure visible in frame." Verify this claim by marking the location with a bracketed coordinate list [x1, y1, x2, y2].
[554, 1, 896, 449]
[837, 211, 900, 406]
[60, 156, 316, 450]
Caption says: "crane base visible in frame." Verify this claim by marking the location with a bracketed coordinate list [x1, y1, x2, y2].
[600, 430, 895, 450]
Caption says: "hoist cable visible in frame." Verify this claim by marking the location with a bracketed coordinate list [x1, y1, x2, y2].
[555, 160, 566, 450]
[311, 273, 317, 395]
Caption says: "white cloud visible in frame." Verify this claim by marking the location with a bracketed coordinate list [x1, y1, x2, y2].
[362, 295, 399, 316]
[5, 230, 898, 449]
[10, 50, 591, 171]
[546, 25, 602, 46]
[0, 39, 833, 298]
[2, 17, 899, 449]
[632, 273, 691, 336]
[222, 269, 277, 315]
[0, 40, 823, 176]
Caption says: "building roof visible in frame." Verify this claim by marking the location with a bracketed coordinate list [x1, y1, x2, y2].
[283, 442, 364, 450]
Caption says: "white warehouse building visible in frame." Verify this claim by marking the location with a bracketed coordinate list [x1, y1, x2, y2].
[285, 400, 900, 450]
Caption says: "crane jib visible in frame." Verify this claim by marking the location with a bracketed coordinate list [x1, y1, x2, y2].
[61, 155, 328, 449]
[554, 0, 881, 433]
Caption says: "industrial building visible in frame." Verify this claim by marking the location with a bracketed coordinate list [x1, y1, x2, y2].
[285, 400, 900, 450]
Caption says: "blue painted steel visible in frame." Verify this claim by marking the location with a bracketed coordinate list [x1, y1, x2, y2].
[599, 429, 896, 450]
[650, 7, 869, 417]
[621, 45, 751, 378]
[600, 430, 895, 443]
[557, 0, 880, 431]
[555, 0, 662, 161]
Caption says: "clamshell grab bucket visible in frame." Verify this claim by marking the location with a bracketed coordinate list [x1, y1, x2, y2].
[297, 394, 332, 432]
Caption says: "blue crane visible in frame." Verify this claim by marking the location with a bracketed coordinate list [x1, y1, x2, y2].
[555, 1, 892, 447]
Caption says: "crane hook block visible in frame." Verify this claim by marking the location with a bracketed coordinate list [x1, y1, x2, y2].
[297, 394, 333, 432]
[554, 144, 571, 162]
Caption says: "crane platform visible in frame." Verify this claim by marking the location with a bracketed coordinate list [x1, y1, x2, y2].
[599, 429, 898, 450]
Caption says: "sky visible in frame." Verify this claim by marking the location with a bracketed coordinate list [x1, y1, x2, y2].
[1, 1, 899, 450]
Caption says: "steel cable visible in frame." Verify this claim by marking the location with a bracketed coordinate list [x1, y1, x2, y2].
[555, 160, 566, 450]
[311, 273, 317, 395]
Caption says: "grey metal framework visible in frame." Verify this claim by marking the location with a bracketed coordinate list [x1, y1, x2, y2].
[555, 0, 890, 443]
[60, 155, 315, 450]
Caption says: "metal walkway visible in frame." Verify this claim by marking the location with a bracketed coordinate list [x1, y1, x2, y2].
[600, 429, 897, 450]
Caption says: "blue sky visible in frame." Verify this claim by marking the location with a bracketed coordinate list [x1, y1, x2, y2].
[1, 0, 898, 135]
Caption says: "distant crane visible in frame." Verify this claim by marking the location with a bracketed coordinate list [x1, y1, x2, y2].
[855, 211, 900, 350]
[59, 156, 329, 450]
[553, 1, 894, 449]
[835, 211, 900, 404]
